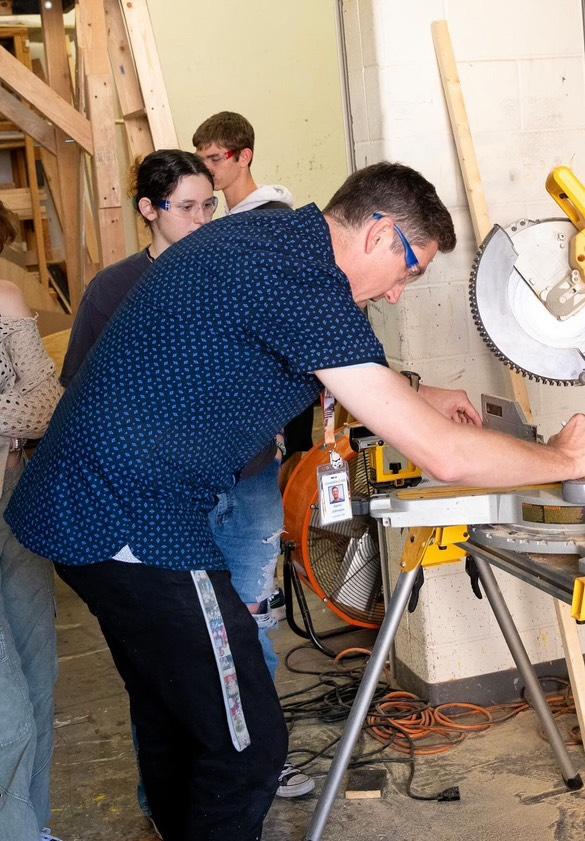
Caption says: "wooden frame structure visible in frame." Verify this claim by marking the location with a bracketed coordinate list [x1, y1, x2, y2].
[0, 0, 177, 312]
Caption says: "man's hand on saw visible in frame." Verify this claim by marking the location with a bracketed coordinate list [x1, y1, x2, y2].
[418, 385, 482, 426]
[547, 414, 585, 478]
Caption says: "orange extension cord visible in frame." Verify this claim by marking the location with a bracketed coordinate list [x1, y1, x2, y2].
[333, 648, 580, 757]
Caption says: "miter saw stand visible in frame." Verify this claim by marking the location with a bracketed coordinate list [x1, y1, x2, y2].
[305, 396, 585, 841]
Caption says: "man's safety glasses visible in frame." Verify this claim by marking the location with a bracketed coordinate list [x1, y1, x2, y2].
[155, 196, 219, 220]
[372, 212, 421, 277]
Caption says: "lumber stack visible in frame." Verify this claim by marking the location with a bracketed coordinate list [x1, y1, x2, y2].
[0, 0, 177, 313]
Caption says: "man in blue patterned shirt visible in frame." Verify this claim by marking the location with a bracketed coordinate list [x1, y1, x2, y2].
[7, 162, 585, 841]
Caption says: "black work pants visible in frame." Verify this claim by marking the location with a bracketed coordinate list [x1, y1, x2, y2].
[55, 561, 288, 841]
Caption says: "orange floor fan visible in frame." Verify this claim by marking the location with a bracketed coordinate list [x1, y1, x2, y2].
[281, 428, 384, 655]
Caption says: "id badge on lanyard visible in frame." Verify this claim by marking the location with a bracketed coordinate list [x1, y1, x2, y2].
[317, 388, 352, 526]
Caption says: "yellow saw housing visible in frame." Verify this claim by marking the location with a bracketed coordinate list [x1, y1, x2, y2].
[546, 166, 585, 283]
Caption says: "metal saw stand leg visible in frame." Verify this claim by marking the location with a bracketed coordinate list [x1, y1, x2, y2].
[473, 553, 583, 789]
[304, 566, 420, 841]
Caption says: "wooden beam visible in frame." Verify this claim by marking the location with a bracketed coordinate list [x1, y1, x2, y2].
[85, 75, 121, 210]
[119, 0, 178, 149]
[13, 34, 50, 289]
[0, 44, 93, 153]
[41, 1, 72, 99]
[104, 0, 144, 119]
[0, 84, 56, 153]
[65, 33, 76, 93]
[83, 186, 100, 267]
[40, 0, 83, 310]
[77, 0, 126, 267]
[0, 185, 47, 219]
[77, 0, 110, 75]
[104, 0, 152, 250]
[93, 205, 125, 269]
[432, 19, 533, 422]
[75, 34, 100, 287]
[0, 16, 75, 29]
[32, 60, 99, 270]
[21, 133, 49, 286]
[104, 0, 153, 159]
[39, 146, 62, 218]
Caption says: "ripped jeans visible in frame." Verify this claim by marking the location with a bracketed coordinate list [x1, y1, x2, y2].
[209, 460, 283, 680]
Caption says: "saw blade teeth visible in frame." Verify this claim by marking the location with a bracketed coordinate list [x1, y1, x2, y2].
[468, 228, 584, 387]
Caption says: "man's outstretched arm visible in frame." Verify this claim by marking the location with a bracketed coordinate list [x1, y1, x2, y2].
[315, 363, 585, 487]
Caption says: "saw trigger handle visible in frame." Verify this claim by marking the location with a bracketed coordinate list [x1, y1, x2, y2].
[546, 166, 585, 282]
[547, 166, 585, 230]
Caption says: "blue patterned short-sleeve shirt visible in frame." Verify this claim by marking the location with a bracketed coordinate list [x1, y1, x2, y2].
[6, 204, 387, 570]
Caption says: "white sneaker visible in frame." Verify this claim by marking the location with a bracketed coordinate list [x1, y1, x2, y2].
[276, 761, 315, 798]
[40, 830, 63, 841]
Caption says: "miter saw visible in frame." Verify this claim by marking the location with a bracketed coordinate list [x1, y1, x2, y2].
[367, 166, 585, 598]
[470, 165, 585, 385]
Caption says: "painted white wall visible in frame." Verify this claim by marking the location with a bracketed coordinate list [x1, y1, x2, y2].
[145, 0, 349, 212]
[343, 0, 585, 684]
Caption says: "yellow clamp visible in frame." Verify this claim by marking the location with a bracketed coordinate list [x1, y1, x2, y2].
[571, 576, 585, 622]
[400, 525, 469, 573]
[546, 166, 585, 281]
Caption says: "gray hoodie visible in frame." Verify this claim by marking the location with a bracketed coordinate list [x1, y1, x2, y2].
[227, 184, 294, 215]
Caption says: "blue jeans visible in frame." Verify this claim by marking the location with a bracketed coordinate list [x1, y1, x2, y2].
[0, 466, 57, 841]
[209, 459, 283, 680]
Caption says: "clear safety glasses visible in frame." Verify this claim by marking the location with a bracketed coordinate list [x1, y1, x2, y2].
[155, 195, 219, 220]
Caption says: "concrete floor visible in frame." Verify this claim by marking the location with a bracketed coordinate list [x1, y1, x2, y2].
[51, 576, 585, 841]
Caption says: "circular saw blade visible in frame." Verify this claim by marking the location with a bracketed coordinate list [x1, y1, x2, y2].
[469, 219, 585, 385]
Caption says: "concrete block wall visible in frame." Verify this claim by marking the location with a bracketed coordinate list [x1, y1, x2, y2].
[342, 0, 585, 687]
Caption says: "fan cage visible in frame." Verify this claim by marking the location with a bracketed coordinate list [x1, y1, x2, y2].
[283, 432, 384, 630]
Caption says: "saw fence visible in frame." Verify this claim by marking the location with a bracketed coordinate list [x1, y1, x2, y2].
[0, 0, 177, 315]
